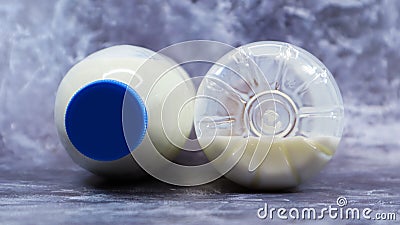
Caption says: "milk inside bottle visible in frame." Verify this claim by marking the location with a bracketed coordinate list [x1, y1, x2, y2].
[195, 41, 344, 190]
[55, 45, 195, 177]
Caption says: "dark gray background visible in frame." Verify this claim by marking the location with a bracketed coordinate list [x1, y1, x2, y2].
[0, 0, 399, 224]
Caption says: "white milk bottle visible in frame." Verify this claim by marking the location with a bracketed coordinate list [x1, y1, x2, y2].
[55, 45, 195, 178]
[195, 41, 344, 190]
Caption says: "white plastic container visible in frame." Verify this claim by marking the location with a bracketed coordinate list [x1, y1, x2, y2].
[195, 41, 344, 190]
[55, 45, 195, 177]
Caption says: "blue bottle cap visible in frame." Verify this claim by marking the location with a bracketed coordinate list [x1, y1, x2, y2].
[65, 80, 147, 161]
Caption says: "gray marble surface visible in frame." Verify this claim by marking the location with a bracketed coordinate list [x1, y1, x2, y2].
[0, 0, 399, 224]
[0, 143, 399, 225]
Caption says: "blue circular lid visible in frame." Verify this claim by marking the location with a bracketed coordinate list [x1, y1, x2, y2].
[65, 80, 147, 161]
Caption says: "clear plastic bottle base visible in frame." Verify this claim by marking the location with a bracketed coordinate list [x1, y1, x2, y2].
[195, 41, 344, 190]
